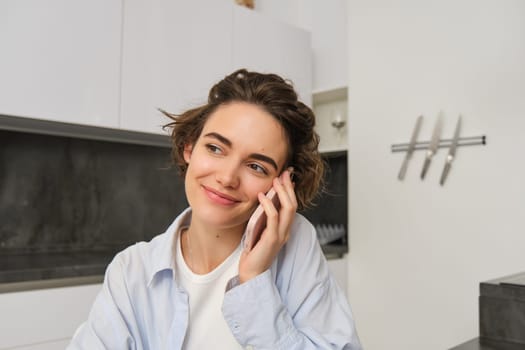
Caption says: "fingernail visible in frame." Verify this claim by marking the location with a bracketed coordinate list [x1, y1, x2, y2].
[287, 167, 295, 181]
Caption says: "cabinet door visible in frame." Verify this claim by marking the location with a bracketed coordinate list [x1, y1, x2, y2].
[120, 0, 233, 135]
[0, 1, 121, 128]
[310, 0, 348, 92]
[8, 339, 70, 350]
[232, 6, 312, 106]
[0, 284, 100, 349]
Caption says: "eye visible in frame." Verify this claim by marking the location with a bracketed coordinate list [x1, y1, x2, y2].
[248, 163, 268, 175]
[205, 144, 222, 155]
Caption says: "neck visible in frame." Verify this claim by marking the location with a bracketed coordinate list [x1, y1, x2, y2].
[182, 220, 244, 274]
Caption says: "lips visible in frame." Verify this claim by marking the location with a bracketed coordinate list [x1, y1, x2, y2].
[202, 186, 240, 206]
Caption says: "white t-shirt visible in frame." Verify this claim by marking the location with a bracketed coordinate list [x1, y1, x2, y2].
[175, 230, 243, 349]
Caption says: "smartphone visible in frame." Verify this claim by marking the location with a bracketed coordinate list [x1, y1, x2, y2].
[244, 188, 281, 251]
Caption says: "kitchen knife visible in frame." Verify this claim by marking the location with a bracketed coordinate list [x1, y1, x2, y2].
[398, 115, 423, 180]
[420, 111, 444, 179]
[439, 115, 462, 186]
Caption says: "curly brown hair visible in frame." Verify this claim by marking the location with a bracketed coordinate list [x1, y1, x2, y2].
[161, 69, 325, 210]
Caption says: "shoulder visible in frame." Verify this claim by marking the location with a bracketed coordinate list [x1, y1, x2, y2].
[276, 213, 322, 268]
[287, 213, 318, 251]
[105, 208, 191, 284]
[101, 231, 170, 293]
[111, 231, 170, 270]
[271, 213, 331, 294]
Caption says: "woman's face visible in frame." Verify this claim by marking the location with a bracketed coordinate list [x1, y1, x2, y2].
[183, 102, 289, 230]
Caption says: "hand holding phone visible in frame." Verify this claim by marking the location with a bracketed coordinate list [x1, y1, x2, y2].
[239, 168, 295, 283]
[244, 187, 281, 251]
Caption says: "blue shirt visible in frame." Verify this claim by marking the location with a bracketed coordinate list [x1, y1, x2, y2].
[67, 208, 362, 350]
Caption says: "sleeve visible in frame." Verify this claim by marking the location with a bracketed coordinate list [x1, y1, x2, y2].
[222, 215, 362, 350]
[66, 253, 137, 350]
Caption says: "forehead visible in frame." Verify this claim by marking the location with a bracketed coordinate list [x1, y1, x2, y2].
[202, 102, 289, 165]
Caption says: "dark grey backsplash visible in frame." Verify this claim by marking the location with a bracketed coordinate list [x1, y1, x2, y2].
[0, 129, 347, 255]
[0, 129, 187, 254]
[300, 153, 348, 231]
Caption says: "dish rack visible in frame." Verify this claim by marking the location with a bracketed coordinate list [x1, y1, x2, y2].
[315, 224, 346, 246]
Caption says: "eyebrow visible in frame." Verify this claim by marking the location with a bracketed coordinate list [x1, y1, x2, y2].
[203, 132, 279, 171]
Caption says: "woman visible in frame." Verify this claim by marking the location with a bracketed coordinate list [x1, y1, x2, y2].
[68, 69, 362, 349]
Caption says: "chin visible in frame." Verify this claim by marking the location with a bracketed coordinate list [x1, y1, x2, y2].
[193, 202, 253, 229]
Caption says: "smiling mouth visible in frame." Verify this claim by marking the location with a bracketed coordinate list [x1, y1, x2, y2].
[202, 186, 240, 205]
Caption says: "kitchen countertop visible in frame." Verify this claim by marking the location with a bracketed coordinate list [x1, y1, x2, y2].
[0, 242, 348, 293]
[0, 250, 115, 292]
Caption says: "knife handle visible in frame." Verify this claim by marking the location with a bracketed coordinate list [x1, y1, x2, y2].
[440, 162, 452, 186]
[398, 157, 409, 180]
[420, 154, 432, 180]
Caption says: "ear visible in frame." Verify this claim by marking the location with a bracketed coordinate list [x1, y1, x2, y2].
[183, 143, 193, 163]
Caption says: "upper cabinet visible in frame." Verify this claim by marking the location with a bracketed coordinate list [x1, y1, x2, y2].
[121, 1, 312, 135]
[232, 6, 312, 106]
[0, 0, 122, 128]
[309, 0, 348, 93]
[120, 0, 233, 134]
[0, 1, 312, 136]
[252, 0, 347, 94]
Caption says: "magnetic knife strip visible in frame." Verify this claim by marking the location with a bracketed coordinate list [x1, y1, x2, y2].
[391, 135, 486, 152]
[392, 113, 487, 185]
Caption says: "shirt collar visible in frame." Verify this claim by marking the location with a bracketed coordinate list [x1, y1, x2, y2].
[147, 207, 192, 287]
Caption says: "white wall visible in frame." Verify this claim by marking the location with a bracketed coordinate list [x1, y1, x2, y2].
[346, 1, 525, 349]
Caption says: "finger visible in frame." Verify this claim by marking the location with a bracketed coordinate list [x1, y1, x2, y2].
[271, 178, 295, 242]
[279, 169, 298, 208]
[274, 172, 297, 213]
[256, 191, 281, 246]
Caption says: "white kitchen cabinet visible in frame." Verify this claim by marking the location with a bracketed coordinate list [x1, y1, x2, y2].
[9, 339, 70, 350]
[254, 0, 347, 94]
[0, 283, 101, 349]
[1, 2, 313, 136]
[0, 1, 122, 129]
[309, 0, 348, 93]
[121, 1, 312, 135]
[232, 6, 312, 107]
[120, 0, 233, 135]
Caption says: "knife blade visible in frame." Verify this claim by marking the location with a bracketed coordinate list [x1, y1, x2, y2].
[398, 115, 423, 180]
[439, 115, 462, 186]
[420, 111, 444, 179]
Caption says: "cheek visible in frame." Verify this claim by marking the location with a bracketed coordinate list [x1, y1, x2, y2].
[186, 152, 216, 175]
[242, 175, 273, 200]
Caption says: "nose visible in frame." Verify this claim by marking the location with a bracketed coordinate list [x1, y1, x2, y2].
[215, 160, 240, 188]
